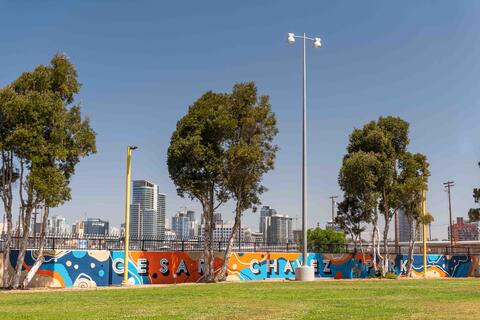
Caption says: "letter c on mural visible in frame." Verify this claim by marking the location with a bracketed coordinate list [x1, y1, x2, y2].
[250, 259, 260, 275]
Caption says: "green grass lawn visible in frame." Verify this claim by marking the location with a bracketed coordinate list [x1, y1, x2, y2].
[1, 279, 480, 319]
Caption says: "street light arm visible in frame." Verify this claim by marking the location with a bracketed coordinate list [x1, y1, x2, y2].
[292, 35, 316, 41]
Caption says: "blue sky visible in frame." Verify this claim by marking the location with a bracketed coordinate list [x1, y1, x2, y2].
[1, 1, 479, 238]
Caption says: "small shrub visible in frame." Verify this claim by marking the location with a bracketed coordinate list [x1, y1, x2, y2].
[384, 272, 398, 280]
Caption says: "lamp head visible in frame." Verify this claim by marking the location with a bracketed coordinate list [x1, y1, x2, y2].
[129, 146, 138, 150]
[287, 33, 296, 44]
[313, 37, 322, 48]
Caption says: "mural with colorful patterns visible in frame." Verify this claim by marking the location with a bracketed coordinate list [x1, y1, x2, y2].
[3, 250, 478, 288]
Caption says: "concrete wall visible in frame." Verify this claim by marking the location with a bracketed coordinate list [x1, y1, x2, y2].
[1, 250, 478, 288]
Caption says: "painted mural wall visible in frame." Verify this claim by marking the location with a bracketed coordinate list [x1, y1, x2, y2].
[2, 250, 479, 288]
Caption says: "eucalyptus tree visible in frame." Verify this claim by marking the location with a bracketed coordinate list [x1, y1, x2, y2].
[167, 91, 233, 281]
[396, 152, 430, 276]
[168, 82, 277, 282]
[0, 54, 96, 289]
[338, 150, 380, 266]
[215, 82, 277, 281]
[342, 116, 410, 275]
[0, 86, 20, 288]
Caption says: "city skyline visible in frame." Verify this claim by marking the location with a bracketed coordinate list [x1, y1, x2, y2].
[1, 1, 479, 239]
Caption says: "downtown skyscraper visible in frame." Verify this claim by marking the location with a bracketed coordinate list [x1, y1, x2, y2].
[130, 180, 166, 238]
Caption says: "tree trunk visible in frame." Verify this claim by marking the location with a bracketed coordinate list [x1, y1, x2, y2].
[406, 218, 416, 278]
[12, 217, 30, 289]
[12, 201, 33, 289]
[2, 217, 13, 288]
[1, 151, 14, 289]
[374, 224, 382, 274]
[394, 209, 399, 253]
[215, 201, 241, 281]
[371, 226, 377, 272]
[382, 220, 390, 276]
[21, 207, 48, 288]
[201, 190, 215, 282]
[202, 201, 212, 282]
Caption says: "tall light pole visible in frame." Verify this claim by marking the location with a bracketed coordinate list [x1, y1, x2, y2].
[287, 32, 322, 281]
[443, 181, 455, 249]
[122, 145, 137, 286]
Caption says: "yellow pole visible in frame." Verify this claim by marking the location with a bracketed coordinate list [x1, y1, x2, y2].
[122, 146, 135, 286]
[422, 189, 427, 278]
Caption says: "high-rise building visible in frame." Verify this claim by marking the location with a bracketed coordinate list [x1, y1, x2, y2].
[259, 206, 277, 241]
[47, 215, 69, 234]
[130, 180, 166, 238]
[72, 221, 85, 237]
[398, 209, 414, 243]
[172, 209, 197, 239]
[268, 214, 293, 244]
[398, 210, 424, 242]
[83, 218, 109, 236]
[172, 212, 190, 239]
[449, 217, 479, 242]
[200, 220, 248, 242]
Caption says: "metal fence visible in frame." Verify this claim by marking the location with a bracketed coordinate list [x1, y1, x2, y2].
[0, 233, 307, 252]
[1, 233, 479, 255]
[349, 242, 480, 255]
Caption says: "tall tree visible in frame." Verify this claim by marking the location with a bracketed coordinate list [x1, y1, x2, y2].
[215, 82, 277, 281]
[468, 162, 480, 222]
[343, 116, 410, 275]
[0, 53, 96, 289]
[338, 150, 380, 266]
[0, 87, 20, 288]
[167, 91, 232, 282]
[168, 83, 278, 282]
[396, 152, 431, 276]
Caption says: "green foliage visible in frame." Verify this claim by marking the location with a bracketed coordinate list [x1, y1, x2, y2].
[167, 82, 278, 281]
[468, 162, 480, 222]
[223, 82, 278, 212]
[0, 53, 96, 208]
[335, 196, 368, 245]
[306, 227, 346, 253]
[396, 152, 430, 227]
[167, 91, 231, 203]
[0, 53, 96, 288]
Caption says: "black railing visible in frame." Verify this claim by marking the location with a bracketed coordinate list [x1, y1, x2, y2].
[348, 243, 480, 255]
[0, 233, 303, 252]
[2, 233, 479, 254]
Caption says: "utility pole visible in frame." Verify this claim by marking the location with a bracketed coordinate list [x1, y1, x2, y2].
[329, 195, 338, 224]
[443, 181, 454, 249]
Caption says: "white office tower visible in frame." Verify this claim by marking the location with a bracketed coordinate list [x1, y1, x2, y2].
[200, 220, 248, 242]
[46, 215, 69, 234]
[172, 209, 197, 239]
[268, 214, 293, 244]
[130, 180, 166, 238]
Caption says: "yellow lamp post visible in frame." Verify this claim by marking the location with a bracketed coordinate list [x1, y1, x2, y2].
[422, 189, 427, 278]
[122, 145, 137, 286]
